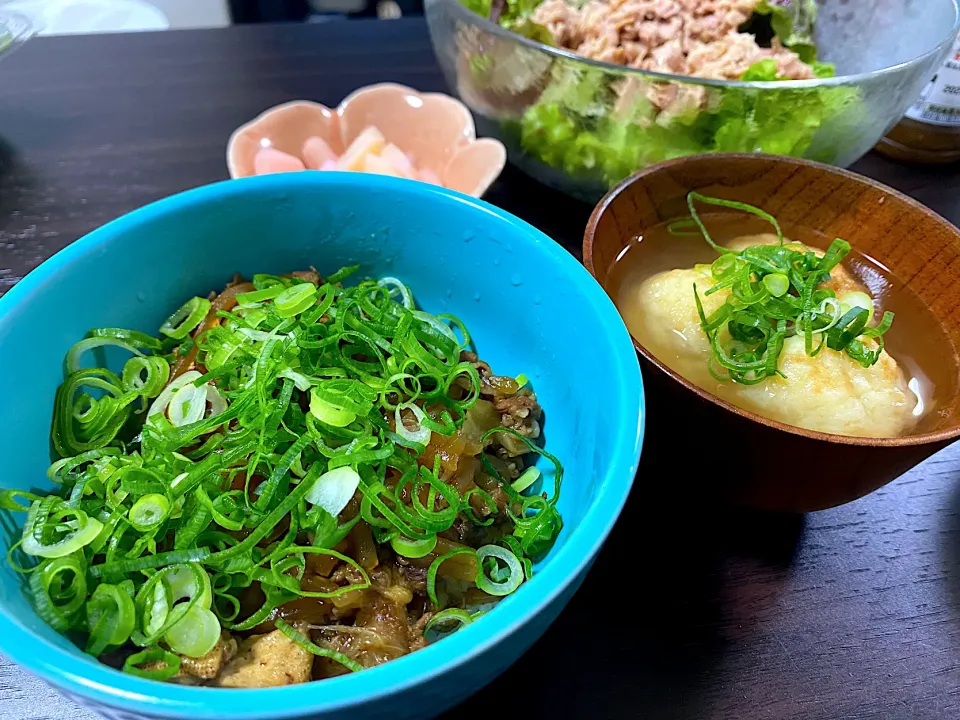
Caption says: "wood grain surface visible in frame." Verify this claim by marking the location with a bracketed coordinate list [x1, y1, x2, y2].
[2, 19, 960, 720]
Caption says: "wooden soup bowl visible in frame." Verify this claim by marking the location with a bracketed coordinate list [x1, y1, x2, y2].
[583, 154, 960, 512]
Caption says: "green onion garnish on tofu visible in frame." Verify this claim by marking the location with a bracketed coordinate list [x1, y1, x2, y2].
[679, 192, 895, 384]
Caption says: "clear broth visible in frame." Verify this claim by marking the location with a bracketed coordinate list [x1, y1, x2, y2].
[607, 213, 958, 436]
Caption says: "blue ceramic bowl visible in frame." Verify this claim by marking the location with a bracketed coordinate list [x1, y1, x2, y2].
[0, 173, 643, 720]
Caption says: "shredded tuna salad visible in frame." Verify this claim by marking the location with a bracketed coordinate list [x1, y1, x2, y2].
[531, 0, 817, 80]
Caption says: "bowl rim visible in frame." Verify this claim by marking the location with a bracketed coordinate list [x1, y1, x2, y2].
[582, 152, 960, 449]
[0, 172, 645, 718]
[430, 0, 960, 90]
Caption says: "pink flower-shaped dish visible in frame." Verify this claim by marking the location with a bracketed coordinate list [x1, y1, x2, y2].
[226, 83, 506, 198]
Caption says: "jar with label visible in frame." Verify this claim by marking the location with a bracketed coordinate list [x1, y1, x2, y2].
[876, 34, 960, 164]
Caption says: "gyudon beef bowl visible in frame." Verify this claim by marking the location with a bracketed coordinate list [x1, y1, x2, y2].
[0, 173, 643, 719]
[426, 0, 960, 201]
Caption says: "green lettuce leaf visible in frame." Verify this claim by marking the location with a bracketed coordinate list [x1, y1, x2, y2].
[460, 0, 554, 46]
[740, 58, 836, 81]
[505, 18, 555, 45]
[752, 0, 820, 63]
[740, 58, 780, 81]
[811, 61, 836, 79]
[499, 0, 543, 23]
[464, 0, 550, 31]
[516, 63, 862, 188]
[460, 0, 492, 18]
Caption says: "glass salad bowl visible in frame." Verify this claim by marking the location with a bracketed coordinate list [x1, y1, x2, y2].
[425, 0, 960, 202]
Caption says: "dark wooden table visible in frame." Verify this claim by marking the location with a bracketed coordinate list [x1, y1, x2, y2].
[3, 18, 960, 720]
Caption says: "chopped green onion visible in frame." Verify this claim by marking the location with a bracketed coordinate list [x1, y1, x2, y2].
[688, 191, 783, 252]
[711, 254, 740, 281]
[138, 571, 172, 638]
[305, 466, 361, 518]
[681, 192, 893, 383]
[275, 618, 363, 673]
[121, 356, 170, 397]
[512, 467, 540, 494]
[378, 277, 413, 308]
[394, 402, 431, 445]
[762, 273, 790, 297]
[21, 502, 104, 558]
[427, 548, 477, 608]
[165, 563, 212, 609]
[168, 383, 206, 426]
[30, 555, 87, 632]
[278, 367, 313, 391]
[274, 283, 318, 318]
[839, 290, 874, 318]
[827, 307, 870, 352]
[129, 494, 170, 531]
[51, 368, 137, 456]
[236, 285, 284, 305]
[863, 310, 894, 339]
[66, 336, 145, 375]
[391, 534, 438, 558]
[85, 581, 135, 655]
[163, 604, 221, 658]
[515, 373, 529, 387]
[147, 370, 202, 423]
[326, 265, 360, 284]
[424, 608, 473, 640]
[309, 390, 356, 427]
[160, 297, 211, 340]
[475, 545, 524, 597]
[123, 647, 181, 680]
[0, 489, 43, 511]
[87, 327, 163, 351]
